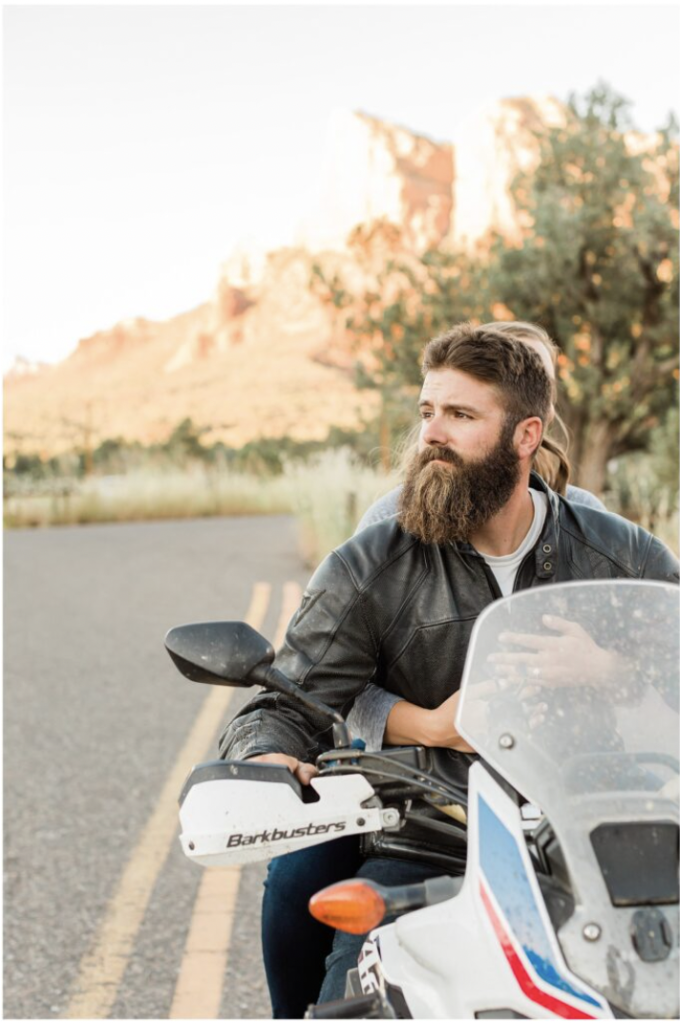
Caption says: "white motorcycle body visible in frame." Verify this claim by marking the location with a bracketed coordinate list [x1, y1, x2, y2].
[357, 761, 612, 1019]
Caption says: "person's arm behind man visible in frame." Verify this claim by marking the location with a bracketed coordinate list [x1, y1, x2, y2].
[218, 547, 381, 774]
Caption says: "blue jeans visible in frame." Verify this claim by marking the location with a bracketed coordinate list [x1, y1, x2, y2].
[262, 836, 363, 1018]
[262, 838, 450, 1017]
[317, 856, 448, 1005]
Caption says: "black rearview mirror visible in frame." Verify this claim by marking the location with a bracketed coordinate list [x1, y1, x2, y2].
[165, 619, 352, 749]
[164, 621, 274, 687]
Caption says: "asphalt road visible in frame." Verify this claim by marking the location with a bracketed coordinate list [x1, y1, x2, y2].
[4, 516, 311, 1019]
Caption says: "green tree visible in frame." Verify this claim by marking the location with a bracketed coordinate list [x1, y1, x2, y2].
[490, 82, 678, 492]
[163, 418, 209, 462]
[314, 84, 678, 493]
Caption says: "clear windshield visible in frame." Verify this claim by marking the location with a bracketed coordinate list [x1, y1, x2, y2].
[456, 580, 679, 1016]
[457, 580, 678, 806]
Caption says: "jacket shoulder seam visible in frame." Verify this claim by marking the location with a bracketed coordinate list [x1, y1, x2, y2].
[300, 553, 379, 681]
[336, 533, 421, 592]
[559, 518, 645, 577]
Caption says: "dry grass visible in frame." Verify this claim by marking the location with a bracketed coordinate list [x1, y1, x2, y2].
[286, 449, 400, 565]
[3, 452, 400, 566]
[3, 467, 294, 528]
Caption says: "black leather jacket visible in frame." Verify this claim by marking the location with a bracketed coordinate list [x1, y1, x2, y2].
[219, 476, 678, 867]
[220, 476, 678, 769]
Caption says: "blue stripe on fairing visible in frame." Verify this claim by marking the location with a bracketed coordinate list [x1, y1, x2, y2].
[478, 795, 602, 1010]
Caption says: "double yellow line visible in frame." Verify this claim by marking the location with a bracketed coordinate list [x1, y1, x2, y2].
[64, 580, 302, 1020]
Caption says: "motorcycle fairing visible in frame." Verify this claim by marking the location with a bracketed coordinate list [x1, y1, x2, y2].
[457, 581, 679, 1017]
[357, 764, 613, 1019]
[476, 789, 610, 1019]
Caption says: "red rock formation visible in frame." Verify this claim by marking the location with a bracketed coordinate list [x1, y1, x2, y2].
[5, 99, 670, 459]
[298, 108, 453, 254]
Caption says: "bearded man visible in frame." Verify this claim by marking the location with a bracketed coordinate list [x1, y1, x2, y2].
[219, 323, 678, 1009]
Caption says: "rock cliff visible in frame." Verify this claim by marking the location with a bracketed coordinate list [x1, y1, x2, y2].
[4, 96, 645, 458]
[450, 96, 565, 248]
[298, 108, 453, 254]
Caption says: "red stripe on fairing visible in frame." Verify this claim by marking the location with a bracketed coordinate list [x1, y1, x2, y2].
[479, 881, 598, 1020]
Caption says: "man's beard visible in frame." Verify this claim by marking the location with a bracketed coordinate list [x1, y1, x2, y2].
[398, 425, 521, 545]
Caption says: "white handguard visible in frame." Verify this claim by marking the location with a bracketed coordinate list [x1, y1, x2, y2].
[179, 760, 393, 866]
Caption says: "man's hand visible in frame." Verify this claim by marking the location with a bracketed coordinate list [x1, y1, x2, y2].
[246, 752, 318, 786]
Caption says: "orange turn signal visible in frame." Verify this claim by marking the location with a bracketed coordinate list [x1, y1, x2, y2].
[309, 880, 387, 934]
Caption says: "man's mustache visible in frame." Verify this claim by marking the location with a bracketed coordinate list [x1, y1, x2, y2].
[417, 445, 464, 468]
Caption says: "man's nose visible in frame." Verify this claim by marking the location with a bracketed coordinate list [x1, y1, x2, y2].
[421, 415, 448, 447]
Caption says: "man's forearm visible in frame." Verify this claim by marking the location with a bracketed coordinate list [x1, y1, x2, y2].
[384, 692, 475, 751]
[218, 690, 323, 763]
[383, 699, 435, 746]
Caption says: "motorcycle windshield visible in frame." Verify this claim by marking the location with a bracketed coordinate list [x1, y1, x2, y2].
[456, 579, 679, 1016]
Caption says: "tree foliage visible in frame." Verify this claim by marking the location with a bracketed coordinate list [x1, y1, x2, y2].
[313, 83, 679, 495]
[312, 223, 495, 462]
[490, 83, 678, 490]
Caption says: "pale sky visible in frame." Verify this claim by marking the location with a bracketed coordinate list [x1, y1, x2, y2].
[3, 3, 679, 370]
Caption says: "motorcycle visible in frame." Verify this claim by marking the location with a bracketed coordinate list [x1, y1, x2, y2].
[166, 579, 679, 1019]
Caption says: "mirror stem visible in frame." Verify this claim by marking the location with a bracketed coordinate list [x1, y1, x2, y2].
[260, 666, 352, 749]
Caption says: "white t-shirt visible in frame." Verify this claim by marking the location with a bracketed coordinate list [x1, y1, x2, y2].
[481, 488, 548, 596]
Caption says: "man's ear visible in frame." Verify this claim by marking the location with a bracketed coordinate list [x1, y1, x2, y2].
[514, 417, 544, 461]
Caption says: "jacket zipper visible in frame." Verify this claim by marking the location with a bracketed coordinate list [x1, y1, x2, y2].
[512, 549, 536, 593]
[470, 550, 503, 600]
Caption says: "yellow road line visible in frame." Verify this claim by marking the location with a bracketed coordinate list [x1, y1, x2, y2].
[273, 580, 303, 648]
[167, 867, 242, 1019]
[63, 582, 272, 1020]
[169, 580, 302, 1020]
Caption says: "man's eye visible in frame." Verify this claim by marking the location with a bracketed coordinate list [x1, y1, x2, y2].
[420, 410, 433, 420]
[454, 411, 471, 420]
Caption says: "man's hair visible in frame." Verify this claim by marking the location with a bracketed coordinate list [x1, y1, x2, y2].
[479, 320, 557, 402]
[477, 320, 571, 490]
[421, 322, 553, 438]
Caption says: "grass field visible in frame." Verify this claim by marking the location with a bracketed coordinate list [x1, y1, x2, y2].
[3, 451, 401, 565]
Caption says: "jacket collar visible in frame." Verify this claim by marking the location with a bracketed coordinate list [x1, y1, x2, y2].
[528, 471, 559, 580]
[455, 472, 559, 581]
